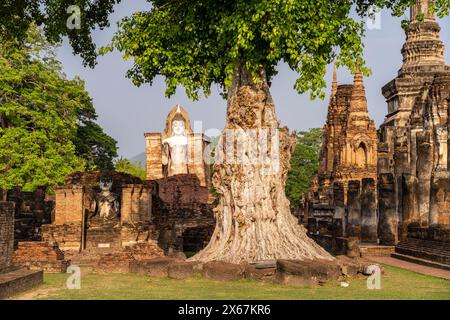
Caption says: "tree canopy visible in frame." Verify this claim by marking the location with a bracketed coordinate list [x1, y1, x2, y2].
[74, 105, 118, 171]
[114, 158, 146, 180]
[103, 0, 449, 100]
[286, 128, 322, 206]
[0, 26, 117, 191]
[0, 0, 120, 67]
[2, 1, 448, 95]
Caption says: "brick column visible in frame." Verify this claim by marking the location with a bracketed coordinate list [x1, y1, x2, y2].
[145, 133, 163, 180]
[121, 184, 152, 225]
[54, 186, 84, 225]
[187, 133, 209, 187]
[0, 201, 15, 273]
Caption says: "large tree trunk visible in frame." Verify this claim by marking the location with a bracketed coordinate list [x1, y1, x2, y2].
[191, 65, 333, 263]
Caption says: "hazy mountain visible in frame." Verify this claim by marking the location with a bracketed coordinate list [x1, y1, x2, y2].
[130, 152, 146, 164]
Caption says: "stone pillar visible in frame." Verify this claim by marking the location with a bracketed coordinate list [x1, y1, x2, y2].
[145, 133, 163, 180]
[361, 178, 378, 243]
[346, 180, 361, 238]
[333, 182, 345, 236]
[378, 173, 398, 245]
[430, 172, 450, 227]
[417, 134, 433, 227]
[400, 174, 419, 239]
[188, 133, 209, 187]
[0, 202, 15, 273]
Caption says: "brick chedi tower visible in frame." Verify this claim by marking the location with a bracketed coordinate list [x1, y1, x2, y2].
[307, 67, 378, 242]
[334, 68, 378, 194]
[378, 0, 450, 244]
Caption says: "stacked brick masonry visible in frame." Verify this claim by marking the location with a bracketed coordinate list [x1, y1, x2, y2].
[2, 188, 53, 243]
[13, 242, 69, 273]
[0, 202, 15, 273]
[152, 174, 215, 254]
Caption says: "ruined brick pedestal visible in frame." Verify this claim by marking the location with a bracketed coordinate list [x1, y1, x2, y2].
[41, 171, 152, 253]
[151, 174, 215, 254]
[13, 242, 69, 273]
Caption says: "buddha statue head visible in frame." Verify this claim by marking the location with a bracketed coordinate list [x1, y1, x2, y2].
[163, 104, 192, 139]
[171, 113, 187, 137]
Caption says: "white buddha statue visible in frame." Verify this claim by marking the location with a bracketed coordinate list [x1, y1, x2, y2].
[162, 112, 189, 176]
[145, 104, 211, 186]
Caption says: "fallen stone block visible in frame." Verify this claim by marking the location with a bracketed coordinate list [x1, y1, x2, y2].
[335, 255, 383, 276]
[129, 257, 180, 277]
[202, 261, 245, 281]
[167, 261, 202, 279]
[335, 255, 360, 277]
[244, 263, 276, 281]
[275, 259, 341, 286]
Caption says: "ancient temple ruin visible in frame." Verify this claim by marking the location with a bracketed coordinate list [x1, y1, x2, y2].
[10, 105, 215, 268]
[304, 0, 449, 258]
[144, 104, 215, 254]
[378, 0, 450, 244]
[305, 68, 378, 244]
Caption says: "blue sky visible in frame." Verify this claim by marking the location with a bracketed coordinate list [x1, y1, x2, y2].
[56, 1, 450, 159]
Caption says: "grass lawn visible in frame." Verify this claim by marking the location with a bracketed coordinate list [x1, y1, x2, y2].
[13, 265, 450, 300]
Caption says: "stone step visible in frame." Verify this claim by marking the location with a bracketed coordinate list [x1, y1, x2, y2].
[402, 238, 450, 251]
[0, 268, 44, 299]
[396, 242, 449, 253]
[395, 239, 450, 264]
[391, 253, 450, 272]
[396, 241, 450, 252]
[396, 245, 450, 257]
[395, 247, 450, 265]
[359, 245, 395, 257]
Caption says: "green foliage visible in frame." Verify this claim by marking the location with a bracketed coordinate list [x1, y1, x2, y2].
[286, 128, 322, 206]
[0, 0, 121, 67]
[0, 28, 83, 191]
[1, 1, 449, 72]
[74, 104, 118, 171]
[114, 158, 146, 181]
[0, 26, 117, 191]
[103, 0, 449, 100]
